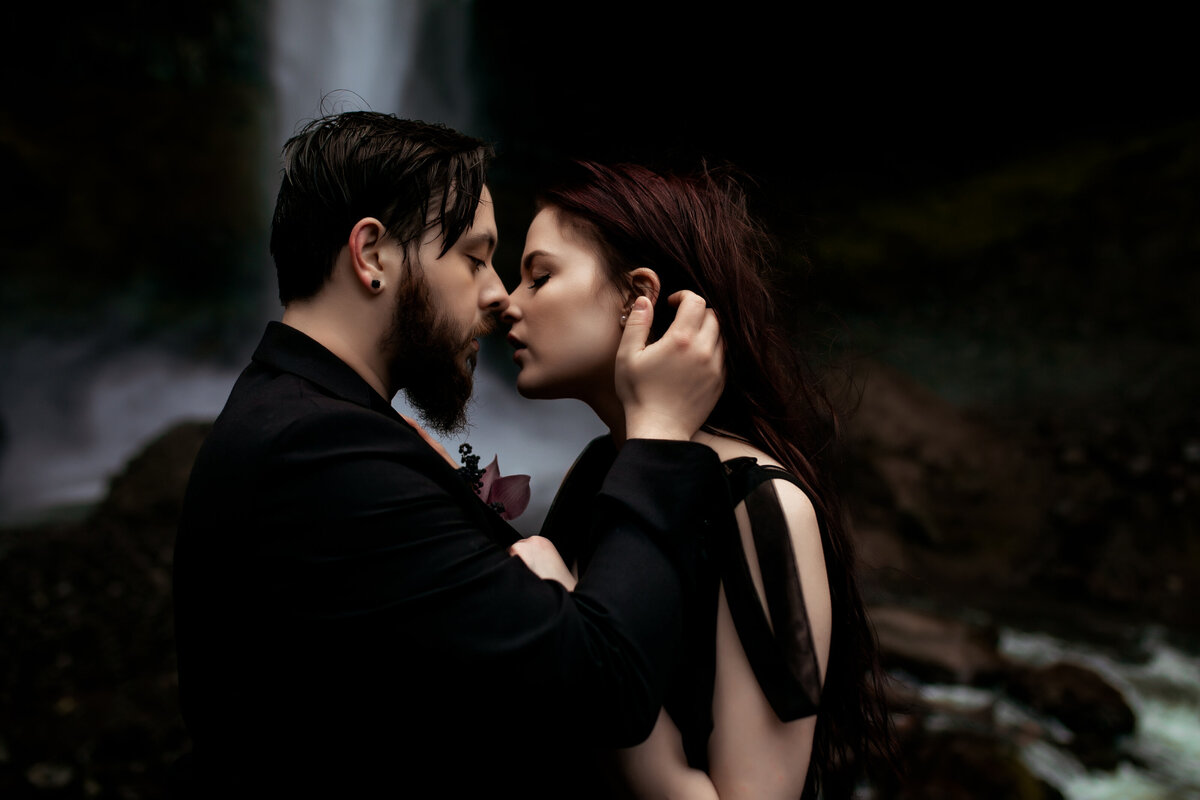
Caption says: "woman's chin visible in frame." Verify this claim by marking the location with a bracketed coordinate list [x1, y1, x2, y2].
[515, 374, 564, 401]
[514, 374, 541, 399]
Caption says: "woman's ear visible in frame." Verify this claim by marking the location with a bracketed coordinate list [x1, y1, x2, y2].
[626, 267, 661, 307]
[348, 217, 388, 292]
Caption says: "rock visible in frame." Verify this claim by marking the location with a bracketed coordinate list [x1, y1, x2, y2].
[1005, 661, 1135, 769]
[838, 356, 1065, 625]
[838, 352, 1200, 634]
[894, 730, 1064, 800]
[25, 761, 75, 790]
[844, 357, 1052, 554]
[0, 421, 205, 800]
[871, 605, 1007, 686]
[92, 419, 213, 530]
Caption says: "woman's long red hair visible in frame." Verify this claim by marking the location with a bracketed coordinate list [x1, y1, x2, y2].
[540, 160, 897, 797]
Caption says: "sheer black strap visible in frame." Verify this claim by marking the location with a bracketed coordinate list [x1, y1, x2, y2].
[719, 457, 822, 720]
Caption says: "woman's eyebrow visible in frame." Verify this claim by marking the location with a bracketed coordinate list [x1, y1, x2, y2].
[521, 249, 552, 271]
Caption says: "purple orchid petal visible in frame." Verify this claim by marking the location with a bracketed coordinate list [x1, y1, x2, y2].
[476, 456, 500, 499]
[469, 454, 531, 520]
[490, 473, 531, 520]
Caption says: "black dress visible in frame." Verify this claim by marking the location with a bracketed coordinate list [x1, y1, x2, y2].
[540, 435, 825, 770]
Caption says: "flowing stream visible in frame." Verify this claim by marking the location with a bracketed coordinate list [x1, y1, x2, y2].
[904, 624, 1200, 799]
[1004, 627, 1200, 799]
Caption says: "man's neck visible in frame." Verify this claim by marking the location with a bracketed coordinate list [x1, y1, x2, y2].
[281, 303, 392, 400]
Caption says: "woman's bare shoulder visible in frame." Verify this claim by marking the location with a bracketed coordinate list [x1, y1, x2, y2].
[690, 429, 784, 469]
[693, 428, 818, 509]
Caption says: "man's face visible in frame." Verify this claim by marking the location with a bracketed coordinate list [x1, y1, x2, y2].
[383, 186, 506, 433]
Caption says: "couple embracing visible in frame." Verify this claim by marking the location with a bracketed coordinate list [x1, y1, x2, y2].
[171, 111, 894, 798]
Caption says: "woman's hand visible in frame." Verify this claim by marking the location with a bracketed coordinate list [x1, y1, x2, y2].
[616, 292, 725, 442]
[509, 536, 577, 591]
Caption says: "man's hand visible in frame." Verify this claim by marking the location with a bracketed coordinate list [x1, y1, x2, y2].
[509, 536, 577, 591]
[616, 291, 725, 442]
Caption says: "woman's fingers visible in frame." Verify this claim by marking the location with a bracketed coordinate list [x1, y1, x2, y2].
[616, 290, 725, 442]
[666, 291, 723, 363]
[616, 296, 654, 362]
[666, 290, 707, 332]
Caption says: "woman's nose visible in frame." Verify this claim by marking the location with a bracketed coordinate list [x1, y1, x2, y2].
[501, 291, 522, 322]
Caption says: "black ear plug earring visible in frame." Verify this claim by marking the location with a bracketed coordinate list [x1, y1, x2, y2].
[371, 279, 381, 290]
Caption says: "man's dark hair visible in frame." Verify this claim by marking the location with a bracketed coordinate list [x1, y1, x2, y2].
[269, 111, 493, 305]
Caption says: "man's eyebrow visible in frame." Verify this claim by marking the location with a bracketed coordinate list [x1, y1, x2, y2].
[461, 231, 497, 253]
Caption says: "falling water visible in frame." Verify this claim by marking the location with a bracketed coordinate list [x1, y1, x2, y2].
[0, 0, 599, 530]
[268, 0, 605, 534]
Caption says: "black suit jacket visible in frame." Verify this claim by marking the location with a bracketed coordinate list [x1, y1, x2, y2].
[172, 322, 725, 796]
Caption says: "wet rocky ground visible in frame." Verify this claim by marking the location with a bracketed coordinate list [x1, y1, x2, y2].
[1, 342, 1195, 798]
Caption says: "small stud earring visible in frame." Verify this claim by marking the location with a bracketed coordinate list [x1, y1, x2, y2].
[620, 314, 627, 325]
[371, 279, 381, 290]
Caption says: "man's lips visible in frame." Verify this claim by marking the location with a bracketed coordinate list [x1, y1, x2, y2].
[462, 338, 481, 372]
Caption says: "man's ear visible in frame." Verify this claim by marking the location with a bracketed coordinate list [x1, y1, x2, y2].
[348, 217, 389, 291]
[626, 267, 661, 307]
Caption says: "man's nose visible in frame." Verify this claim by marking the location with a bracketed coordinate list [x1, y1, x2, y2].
[480, 269, 509, 313]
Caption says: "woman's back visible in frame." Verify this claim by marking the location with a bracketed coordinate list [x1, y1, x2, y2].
[540, 430, 832, 798]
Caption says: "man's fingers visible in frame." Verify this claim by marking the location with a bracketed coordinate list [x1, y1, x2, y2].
[616, 295, 653, 359]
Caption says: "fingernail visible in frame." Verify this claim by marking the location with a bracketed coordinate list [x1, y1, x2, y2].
[633, 296, 649, 312]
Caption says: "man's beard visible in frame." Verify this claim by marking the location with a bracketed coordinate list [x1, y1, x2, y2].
[381, 270, 491, 436]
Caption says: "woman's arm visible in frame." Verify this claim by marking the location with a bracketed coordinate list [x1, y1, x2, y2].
[613, 710, 719, 800]
[708, 481, 832, 799]
[511, 538, 718, 799]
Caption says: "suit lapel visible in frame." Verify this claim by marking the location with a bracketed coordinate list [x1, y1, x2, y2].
[252, 321, 521, 548]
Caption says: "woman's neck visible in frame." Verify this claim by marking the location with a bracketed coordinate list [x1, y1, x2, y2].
[582, 387, 627, 450]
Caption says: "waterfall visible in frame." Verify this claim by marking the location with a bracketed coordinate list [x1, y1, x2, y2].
[0, 338, 251, 523]
[268, 0, 476, 143]
[0, 0, 603, 531]
[267, 0, 605, 534]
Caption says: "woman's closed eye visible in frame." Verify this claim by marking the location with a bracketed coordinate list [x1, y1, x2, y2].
[528, 274, 549, 290]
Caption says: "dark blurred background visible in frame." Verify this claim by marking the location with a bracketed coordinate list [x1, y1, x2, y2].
[2, 2, 1197, 797]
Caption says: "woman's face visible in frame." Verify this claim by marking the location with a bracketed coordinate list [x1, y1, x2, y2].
[503, 206, 626, 401]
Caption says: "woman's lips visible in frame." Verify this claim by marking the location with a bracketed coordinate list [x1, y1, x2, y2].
[507, 334, 527, 363]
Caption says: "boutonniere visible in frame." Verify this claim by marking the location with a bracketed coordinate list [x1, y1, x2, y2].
[457, 443, 531, 521]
